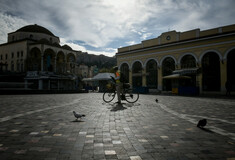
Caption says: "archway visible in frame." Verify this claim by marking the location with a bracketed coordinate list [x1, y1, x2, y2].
[67, 53, 76, 74]
[202, 52, 220, 91]
[162, 57, 175, 91]
[179, 55, 197, 88]
[27, 47, 41, 71]
[181, 55, 196, 69]
[227, 49, 235, 91]
[120, 63, 129, 83]
[56, 51, 65, 74]
[146, 59, 158, 88]
[132, 61, 142, 87]
[43, 49, 56, 72]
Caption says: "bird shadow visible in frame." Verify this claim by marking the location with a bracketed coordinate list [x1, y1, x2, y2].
[197, 127, 214, 133]
[71, 119, 85, 123]
[110, 103, 127, 112]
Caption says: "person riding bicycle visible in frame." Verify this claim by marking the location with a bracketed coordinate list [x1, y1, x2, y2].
[113, 66, 122, 104]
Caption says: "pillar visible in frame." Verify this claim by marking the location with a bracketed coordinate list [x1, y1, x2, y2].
[197, 63, 203, 94]
[142, 67, 146, 87]
[220, 60, 227, 94]
[129, 69, 132, 86]
[157, 66, 162, 91]
[41, 55, 44, 71]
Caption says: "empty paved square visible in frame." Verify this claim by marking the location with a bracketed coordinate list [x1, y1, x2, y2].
[0, 93, 234, 160]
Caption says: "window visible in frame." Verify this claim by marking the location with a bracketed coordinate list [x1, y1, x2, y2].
[12, 52, 14, 58]
[30, 34, 33, 39]
[21, 51, 23, 57]
[0, 55, 2, 60]
[5, 54, 8, 60]
[17, 52, 20, 58]
[11, 62, 14, 71]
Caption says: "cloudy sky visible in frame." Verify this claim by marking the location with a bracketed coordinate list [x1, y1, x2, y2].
[0, 0, 235, 57]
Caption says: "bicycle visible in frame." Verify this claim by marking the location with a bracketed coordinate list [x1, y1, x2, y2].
[103, 77, 139, 103]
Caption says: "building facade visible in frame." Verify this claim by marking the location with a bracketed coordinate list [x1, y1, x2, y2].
[0, 24, 83, 90]
[116, 24, 235, 95]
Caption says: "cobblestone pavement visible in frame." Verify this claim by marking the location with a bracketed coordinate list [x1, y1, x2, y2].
[0, 93, 234, 160]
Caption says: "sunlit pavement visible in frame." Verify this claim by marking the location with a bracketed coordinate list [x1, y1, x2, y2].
[0, 93, 234, 160]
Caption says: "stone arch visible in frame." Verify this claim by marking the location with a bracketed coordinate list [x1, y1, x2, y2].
[146, 59, 158, 88]
[56, 51, 65, 73]
[160, 55, 177, 67]
[162, 57, 176, 91]
[119, 61, 130, 70]
[132, 61, 143, 87]
[131, 60, 143, 69]
[43, 48, 56, 72]
[180, 54, 197, 69]
[224, 47, 235, 61]
[201, 51, 221, 91]
[27, 47, 41, 71]
[144, 58, 158, 68]
[120, 62, 129, 83]
[199, 49, 222, 63]
[67, 53, 76, 73]
[226, 47, 235, 91]
[178, 53, 198, 65]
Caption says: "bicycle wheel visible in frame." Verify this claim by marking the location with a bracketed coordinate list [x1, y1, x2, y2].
[103, 90, 116, 103]
[124, 89, 139, 103]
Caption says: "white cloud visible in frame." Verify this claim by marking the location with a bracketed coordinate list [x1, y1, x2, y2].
[0, 12, 28, 44]
[126, 41, 136, 45]
[0, 0, 235, 56]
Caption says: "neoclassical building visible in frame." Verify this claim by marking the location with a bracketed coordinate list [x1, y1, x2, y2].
[116, 24, 235, 95]
[0, 24, 82, 90]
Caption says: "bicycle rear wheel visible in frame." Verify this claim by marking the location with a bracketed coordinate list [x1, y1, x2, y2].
[103, 90, 116, 103]
[124, 89, 139, 103]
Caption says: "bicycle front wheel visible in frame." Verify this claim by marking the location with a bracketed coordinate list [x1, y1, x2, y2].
[103, 90, 116, 103]
[125, 89, 139, 103]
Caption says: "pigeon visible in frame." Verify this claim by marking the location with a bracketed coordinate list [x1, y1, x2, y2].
[197, 119, 207, 128]
[73, 111, 85, 120]
[155, 98, 158, 103]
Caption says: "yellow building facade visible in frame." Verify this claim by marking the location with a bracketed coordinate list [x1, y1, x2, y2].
[116, 24, 235, 95]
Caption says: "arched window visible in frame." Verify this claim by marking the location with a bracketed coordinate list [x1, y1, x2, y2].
[120, 63, 129, 83]
[202, 52, 220, 91]
[227, 49, 235, 91]
[146, 60, 158, 88]
[181, 55, 196, 69]
[132, 61, 142, 87]
[162, 57, 175, 91]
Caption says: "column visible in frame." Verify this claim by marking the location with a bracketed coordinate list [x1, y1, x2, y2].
[142, 67, 146, 87]
[41, 55, 44, 71]
[129, 69, 132, 86]
[197, 63, 203, 94]
[157, 66, 162, 91]
[220, 60, 227, 94]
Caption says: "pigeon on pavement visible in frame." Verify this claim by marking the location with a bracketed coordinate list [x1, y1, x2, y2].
[73, 111, 85, 121]
[197, 119, 207, 128]
[155, 98, 158, 103]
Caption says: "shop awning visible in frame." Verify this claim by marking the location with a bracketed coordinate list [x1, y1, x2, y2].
[163, 74, 191, 79]
[82, 73, 115, 81]
[173, 68, 198, 75]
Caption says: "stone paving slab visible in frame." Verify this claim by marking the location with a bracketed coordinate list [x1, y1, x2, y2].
[0, 93, 234, 160]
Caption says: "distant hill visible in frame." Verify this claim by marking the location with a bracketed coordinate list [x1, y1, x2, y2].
[77, 52, 116, 68]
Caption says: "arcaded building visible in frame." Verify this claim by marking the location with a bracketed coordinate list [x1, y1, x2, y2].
[116, 24, 235, 95]
[0, 24, 82, 90]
